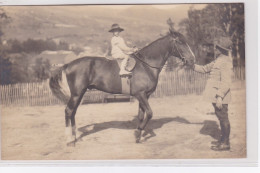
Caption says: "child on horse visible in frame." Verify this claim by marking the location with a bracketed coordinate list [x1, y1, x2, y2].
[109, 24, 138, 75]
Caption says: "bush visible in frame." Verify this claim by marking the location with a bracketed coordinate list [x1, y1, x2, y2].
[0, 53, 51, 84]
[0, 55, 12, 84]
[5, 38, 70, 54]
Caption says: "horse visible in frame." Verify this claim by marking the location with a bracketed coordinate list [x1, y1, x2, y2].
[49, 29, 195, 146]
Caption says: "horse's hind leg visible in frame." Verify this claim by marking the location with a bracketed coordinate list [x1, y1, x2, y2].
[65, 94, 84, 146]
[137, 103, 145, 126]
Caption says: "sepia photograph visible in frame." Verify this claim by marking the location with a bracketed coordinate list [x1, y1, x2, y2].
[0, 3, 247, 160]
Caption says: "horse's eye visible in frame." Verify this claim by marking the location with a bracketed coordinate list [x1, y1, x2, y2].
[175, 38, 183, 44]
[172, 38, 177, 41]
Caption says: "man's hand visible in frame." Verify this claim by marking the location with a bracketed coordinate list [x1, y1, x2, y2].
[186, 60, 195, 69]
[132, 46, 139, 52]
[216, 96, 223, 109]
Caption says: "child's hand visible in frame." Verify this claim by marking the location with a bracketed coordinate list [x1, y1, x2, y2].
[216, 96, 223, 110]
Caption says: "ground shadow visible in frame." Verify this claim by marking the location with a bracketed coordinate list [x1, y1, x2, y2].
[199, 120, 221, 140]
[77, 116, 194, 142]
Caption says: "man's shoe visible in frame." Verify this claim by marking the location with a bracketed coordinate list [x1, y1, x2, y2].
[211, 143, 230, 151]
[211, 140, 221, 146]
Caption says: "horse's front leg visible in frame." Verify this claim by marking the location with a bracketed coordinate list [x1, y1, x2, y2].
[65, 95, 82, 146]
[135, 92, 153, 143]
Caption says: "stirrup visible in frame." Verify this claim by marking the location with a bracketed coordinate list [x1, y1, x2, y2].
[119, 70, 132, 76]
[120, 74, 132, 78]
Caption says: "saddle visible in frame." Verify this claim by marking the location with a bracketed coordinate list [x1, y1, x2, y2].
[105, 55, 137, 94]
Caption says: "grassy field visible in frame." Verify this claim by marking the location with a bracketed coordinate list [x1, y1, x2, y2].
[1, 88, 246, 160]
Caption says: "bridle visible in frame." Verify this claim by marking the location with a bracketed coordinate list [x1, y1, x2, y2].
[133, 35, 189, 70]
[170, 36, 188, 64]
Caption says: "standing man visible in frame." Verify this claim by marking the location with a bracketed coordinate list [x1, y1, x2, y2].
[192, 36, 233, 151]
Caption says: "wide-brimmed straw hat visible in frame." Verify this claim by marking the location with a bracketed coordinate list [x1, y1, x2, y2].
[109, 23, 124, 32]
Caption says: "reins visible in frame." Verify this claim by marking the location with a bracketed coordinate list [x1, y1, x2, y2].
[132, 37, 187, 70]
[133, 52, 164, 70]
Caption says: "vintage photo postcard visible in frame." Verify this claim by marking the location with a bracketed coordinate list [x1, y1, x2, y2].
[0, 3, 248, 161]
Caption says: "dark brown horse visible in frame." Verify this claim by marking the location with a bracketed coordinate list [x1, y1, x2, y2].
[49, 29, 195, 146]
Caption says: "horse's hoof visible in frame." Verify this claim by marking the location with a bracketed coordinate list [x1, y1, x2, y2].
[134, 129, 142, 143]
[142, 131, 149, 137]
[66, 141, 76, 147]
[77, 138, 83, 142]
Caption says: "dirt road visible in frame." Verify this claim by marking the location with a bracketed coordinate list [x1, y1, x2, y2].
[1, 89, 246, 160]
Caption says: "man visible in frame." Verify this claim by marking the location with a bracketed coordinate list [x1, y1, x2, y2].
[192, 36, 233, 151]
[109, 23, 138, 75]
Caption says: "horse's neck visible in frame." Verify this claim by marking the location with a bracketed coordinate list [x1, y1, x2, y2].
[136, 37, 171, 80]
[140, 36, 171, 67]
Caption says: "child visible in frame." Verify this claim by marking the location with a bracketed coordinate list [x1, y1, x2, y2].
[109, 24, 138, 75]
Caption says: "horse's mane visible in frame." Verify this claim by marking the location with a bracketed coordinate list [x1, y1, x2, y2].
[140, 34, 170, 52]
[139, 31, 187, 53]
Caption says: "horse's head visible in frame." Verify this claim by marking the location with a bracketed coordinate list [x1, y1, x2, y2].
[168, 29, 195, 67]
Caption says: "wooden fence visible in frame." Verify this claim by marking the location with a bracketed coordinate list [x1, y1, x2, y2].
[152, 66, 245, 97]
[152, 69, 208, 97]
[0, 82, 62, 107]
[0, 67, 245, 107]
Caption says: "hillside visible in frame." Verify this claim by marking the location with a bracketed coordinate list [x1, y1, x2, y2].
[1, 5, 194, 53]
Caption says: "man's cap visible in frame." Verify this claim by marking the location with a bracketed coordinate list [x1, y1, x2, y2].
[214, 36, 233, 51]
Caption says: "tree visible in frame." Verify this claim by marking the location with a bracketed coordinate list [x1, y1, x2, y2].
[6, 53, 32, 83]
[0, 53, 51, 84]
[0, 8, 12, 84]
[178, 7, 213, 65]
[178, 4, 245, 67]
[0, 8, 11, 44]
[0, 8, 8, 37]
[0, 55, 12, 84]
[213, 3, 245, 66]
[33, 57, 51, 81]
[0, 8, 9, 53]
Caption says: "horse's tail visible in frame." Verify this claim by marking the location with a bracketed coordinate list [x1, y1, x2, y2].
[49, 65, 70, 104]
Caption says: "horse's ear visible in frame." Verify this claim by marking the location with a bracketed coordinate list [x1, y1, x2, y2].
[169, 28, 177, 38]
[169, 28, 174, 35]
[167, 18, 176, 37]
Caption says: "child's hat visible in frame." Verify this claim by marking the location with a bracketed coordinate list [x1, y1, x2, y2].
[109, 24, 124, 32]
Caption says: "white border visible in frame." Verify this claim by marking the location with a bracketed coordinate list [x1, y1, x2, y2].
[0, 0, 250, 5]
[0, 0, 258, 169]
